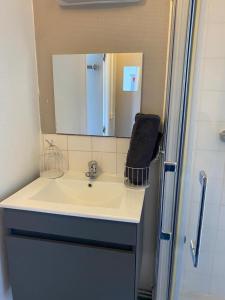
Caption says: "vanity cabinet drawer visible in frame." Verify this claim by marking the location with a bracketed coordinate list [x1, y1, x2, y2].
[7, 235, 135, 300]
[4, 209, 137, 246]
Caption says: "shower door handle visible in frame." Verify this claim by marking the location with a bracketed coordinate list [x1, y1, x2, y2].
[190, 170, 207, 268]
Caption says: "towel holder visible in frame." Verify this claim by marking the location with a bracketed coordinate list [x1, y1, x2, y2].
[124, 166, 151, 188]
[124, 148, 161, 189]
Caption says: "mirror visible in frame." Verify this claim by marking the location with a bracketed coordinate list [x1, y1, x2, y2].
[52, 53, 143, 137]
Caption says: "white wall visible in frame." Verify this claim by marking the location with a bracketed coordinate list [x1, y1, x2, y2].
[0, 0, 40, 299]
[180, 0, 225, 298]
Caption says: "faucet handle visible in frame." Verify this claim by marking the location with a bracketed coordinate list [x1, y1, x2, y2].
[85, 161, 98, 179]
[88, 160, 97, 169]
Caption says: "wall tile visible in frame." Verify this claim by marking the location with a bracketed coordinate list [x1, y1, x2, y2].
[116, 138, 130, 154]
[43, 134, 68, 151]
[214, 230, 225, 254]
[41, 134, 128, 175]
[68, 151, 91, 172]
[68, 135, 91, 151]
[92, 137, 116, 153]
[62, 151, 69, 171]
[210, 275, 225, 298]
[92, 152, 116, 174]
[208, 0, 225, 23]
[202, 58, 225, 91]
[116, 153, 127, 176]
[221, 176, 225, 205]
[198, 91, 225, 122]
[182, 271, 211, 295]
[211, 254, 225, 278]
[179, 294, 221, 300]
[194, 121, 225, 151]
[218, 205, 225, 230]
[204, 23, 225, 58]
[200, 228, 218, 254]
[193, 150, 225, 179]
[202, 203, 220, 231]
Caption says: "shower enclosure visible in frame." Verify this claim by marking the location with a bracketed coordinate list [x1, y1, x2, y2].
[155, 0, 225, 299]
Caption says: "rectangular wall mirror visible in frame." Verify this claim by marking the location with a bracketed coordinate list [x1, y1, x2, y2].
[52, 53, 143, 138]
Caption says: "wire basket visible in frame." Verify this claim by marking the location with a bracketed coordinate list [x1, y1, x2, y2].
[124, 145, 162, 188]
[40, 139, 64, 179]
[124, 166, 151, 188]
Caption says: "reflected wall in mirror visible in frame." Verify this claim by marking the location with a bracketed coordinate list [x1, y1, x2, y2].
[53, 53, 143, 137]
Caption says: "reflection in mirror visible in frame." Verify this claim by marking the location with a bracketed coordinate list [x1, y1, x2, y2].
[52, 53, 143, 137]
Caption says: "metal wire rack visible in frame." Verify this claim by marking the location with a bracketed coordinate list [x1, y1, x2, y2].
[124, 148, 161, 188]
[124, 166, 151, 188]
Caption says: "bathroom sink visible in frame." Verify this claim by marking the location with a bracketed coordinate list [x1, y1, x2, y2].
[31, 179, 123, 209]
[0, 172, 145, 223]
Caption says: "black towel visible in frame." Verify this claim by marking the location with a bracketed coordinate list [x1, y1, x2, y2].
[125, 113, 161, 185]
[152, 132, 163, 161]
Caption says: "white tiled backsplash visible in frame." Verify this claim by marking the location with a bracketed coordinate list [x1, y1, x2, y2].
[40, 134, 130, 176]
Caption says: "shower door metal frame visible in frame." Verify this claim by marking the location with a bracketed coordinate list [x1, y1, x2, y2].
[155, 0, 198, 299]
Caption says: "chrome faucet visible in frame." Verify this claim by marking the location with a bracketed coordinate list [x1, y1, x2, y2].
[85, 161, 98, 179]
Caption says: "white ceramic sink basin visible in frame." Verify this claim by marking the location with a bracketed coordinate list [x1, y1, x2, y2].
[31, 179, 123, 209]
[0, 172, 145, 223]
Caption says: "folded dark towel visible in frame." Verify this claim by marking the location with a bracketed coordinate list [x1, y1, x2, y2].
[125, 113, 161, 185]
[152, 132, 163, 161]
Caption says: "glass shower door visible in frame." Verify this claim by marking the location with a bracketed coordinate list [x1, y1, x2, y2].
[171, 0, 225, 299]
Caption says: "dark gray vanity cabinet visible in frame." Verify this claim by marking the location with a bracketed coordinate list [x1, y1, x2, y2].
[4, 209, 143, 300]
